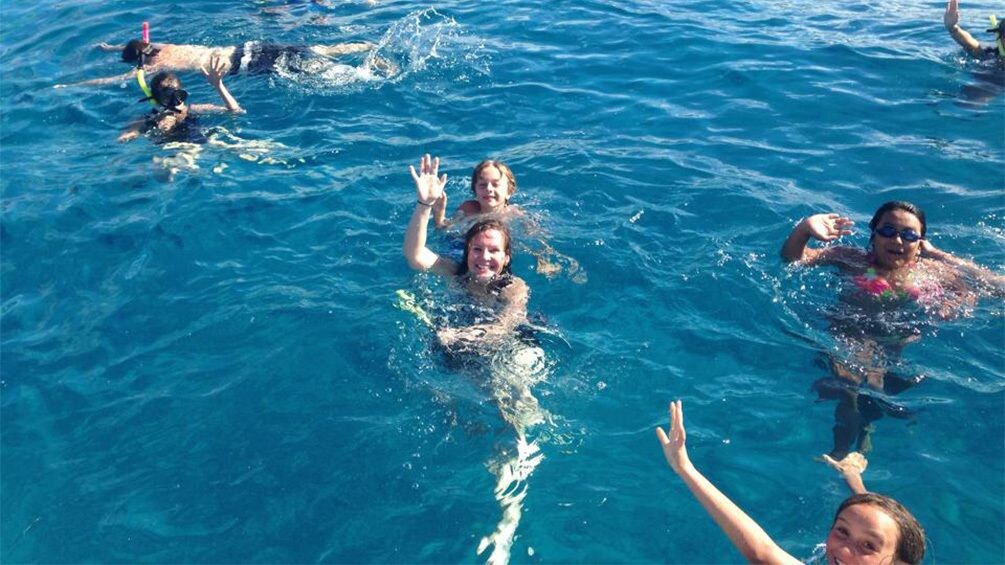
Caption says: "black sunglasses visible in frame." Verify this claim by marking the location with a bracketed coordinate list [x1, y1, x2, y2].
[873, 225, 921, 243]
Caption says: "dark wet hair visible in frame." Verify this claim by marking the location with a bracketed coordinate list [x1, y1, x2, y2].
[149, 72, 183, 107]
[470, 160, 517, 199]
[122, 40, 159, 65]
[833, 493, 926, 564]
[869, 201, 926, 239]
[457, 219, 513, 277]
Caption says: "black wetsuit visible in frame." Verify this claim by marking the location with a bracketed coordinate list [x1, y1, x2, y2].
[144, 111, 208, 144]
[228, 41, 311, 75]
[977, 41, 1004, 63]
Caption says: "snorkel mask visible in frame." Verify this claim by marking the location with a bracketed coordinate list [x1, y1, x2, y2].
[155, 87, 188, 113]
[988, 15, 1005, 58]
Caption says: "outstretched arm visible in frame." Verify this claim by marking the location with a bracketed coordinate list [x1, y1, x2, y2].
[780, 213, 854, 265]
[921, 240, 1005, 296]
[118, 118, 147, 143]
[404, 155, 458, 275]
[55, 69, 137, 89]
[191, 54, 243, 114]
[656, 401, 800, 565]
[96, 42, 125, 52]
[944, 0, 984, 56]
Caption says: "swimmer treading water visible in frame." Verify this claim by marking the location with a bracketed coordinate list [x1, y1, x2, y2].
[781, 200, 1004, 463]
[403, 154, 551, 564]
[428, 157, 586, 284]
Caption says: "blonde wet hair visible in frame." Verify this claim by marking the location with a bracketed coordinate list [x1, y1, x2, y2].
[470, 160, 517, 201]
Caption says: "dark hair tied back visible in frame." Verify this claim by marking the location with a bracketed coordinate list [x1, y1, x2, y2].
[869, 201, 926, 238]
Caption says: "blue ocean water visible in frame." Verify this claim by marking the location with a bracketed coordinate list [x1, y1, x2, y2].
[2, 0, 1003, 562]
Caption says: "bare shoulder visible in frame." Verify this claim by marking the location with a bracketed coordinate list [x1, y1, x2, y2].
[458, 200, 481, 215]
[813, 245, 867, 270]
[917, 257, 964, 285]
[501, 276, 529, 302]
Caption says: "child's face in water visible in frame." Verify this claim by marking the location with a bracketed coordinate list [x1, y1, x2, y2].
[466, 229, 510, 281]
[825, 503, 902, 565]
[473, 165, 512, 212]
[870, 209, 922, 271]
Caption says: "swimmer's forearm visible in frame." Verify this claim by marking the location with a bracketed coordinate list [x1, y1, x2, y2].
[926, 245, 984, 273]
[947, 24, 982, 55]
[842, 471, 867, 495]
[780, 220, 812, 262]
[927, 246, 1005, 291]
[404, 205, 440, 270]
[675, 463, 797, 564]
[214, 82, 243, 113]
[58, 71, 136, 88]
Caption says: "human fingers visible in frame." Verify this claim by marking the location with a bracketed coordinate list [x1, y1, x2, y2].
[821, 454, 841, 471]
[422, 153, 432, 175]
[409, 164, 420, 183]
[431, 156, 440, 177]
[655, 426, 671, 445]
[671, 400, 685, 442]
[439, 174, 448, 188]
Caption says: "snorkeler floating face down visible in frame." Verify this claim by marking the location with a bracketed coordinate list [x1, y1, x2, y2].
[868, 209, 924, 271]
[471, 162, 515, 212]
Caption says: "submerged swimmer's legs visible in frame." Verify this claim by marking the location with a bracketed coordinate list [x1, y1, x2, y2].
[477, 433, 543, 565]
[477, 343, 549, 564]
[825, 388, 883, 460]
[816, 338, 923, 461]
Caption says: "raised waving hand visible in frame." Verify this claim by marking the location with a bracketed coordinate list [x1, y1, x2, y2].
[803, 213, 854, 242]
[410, 154, 448, 205]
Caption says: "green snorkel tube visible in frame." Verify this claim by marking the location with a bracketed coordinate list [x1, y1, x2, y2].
[136, 22, 157, 107]
[136, 69, 155, 107]
[989, 15, 1005, 58]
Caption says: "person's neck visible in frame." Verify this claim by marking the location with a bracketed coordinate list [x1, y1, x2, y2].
[869, 259, 914, 281]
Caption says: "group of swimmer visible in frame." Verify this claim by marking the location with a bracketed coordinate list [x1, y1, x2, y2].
[392, 5, 1003, 561]
[53, 4, 1003, 563]
[655, 201, 1000, 565]
[57, 31, 388, 143]
[404, 151, 1002, 562]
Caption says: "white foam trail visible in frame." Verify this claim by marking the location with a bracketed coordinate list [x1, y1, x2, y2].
[476, 345, 549, 564]
[477, 433, 543, 565]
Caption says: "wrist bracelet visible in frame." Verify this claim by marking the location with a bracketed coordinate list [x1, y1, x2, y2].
[417, 199, 434, 207]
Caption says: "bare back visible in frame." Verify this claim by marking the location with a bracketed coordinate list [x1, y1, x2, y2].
[150, 44, 237, 73]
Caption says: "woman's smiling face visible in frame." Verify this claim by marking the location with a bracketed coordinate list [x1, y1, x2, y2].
[465, 228, 510, 281]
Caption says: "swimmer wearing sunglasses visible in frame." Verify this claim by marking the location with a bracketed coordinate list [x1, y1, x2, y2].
[781, 200, 1004, 310]
[781, 200, 1004, 464]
